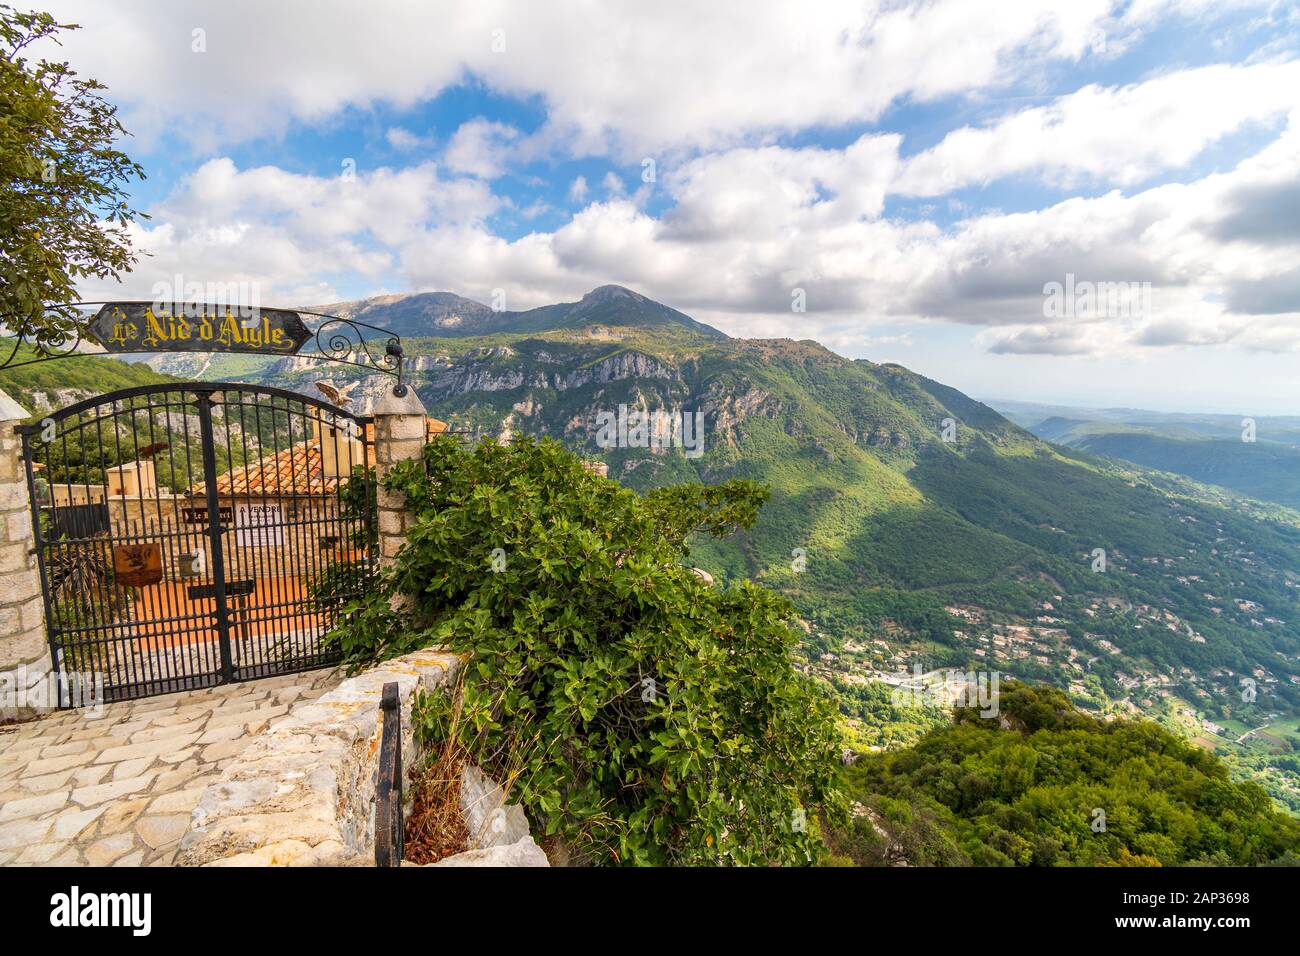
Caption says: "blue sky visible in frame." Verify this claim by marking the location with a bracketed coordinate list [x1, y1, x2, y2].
[40, 0, 1300, 413]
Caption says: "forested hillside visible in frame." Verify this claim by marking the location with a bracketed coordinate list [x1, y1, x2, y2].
[829, 683, 1300, 866]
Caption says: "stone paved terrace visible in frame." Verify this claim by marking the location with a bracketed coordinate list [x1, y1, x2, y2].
[0, 669, 342, 866]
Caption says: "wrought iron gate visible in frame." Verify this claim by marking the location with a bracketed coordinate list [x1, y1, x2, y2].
[17, 382, 375, 704]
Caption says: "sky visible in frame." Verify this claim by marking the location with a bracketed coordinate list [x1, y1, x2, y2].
[32, 0, 1300, 414]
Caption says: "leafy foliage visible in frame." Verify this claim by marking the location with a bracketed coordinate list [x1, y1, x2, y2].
[0, 6, 146, 347]
[832, 683, 1300, 866]
[332, 434, 845, 865]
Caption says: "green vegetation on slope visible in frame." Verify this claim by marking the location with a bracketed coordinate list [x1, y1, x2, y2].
[0, 342, 175, 412]
[830, 683, 1300, 866]
[995, 399, 1300, 510]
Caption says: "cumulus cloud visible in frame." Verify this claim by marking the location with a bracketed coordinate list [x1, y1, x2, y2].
[386, 127, 430, 152]
[443, 119, 521, 179]
[896, 60, 1300, 194]
[48, 0, 1300, 366]
[73, 158, 499, 303]
[36, 0, 1217, 157]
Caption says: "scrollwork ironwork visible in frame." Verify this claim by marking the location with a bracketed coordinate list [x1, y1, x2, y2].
[0, 302, 405, 393]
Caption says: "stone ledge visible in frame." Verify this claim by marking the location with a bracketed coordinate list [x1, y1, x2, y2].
[175, 648, 461, 866]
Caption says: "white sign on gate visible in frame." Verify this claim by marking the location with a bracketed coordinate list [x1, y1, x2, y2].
[235, 503, 283, 547]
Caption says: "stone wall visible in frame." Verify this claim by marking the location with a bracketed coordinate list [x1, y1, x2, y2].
[175, 646, 548, 867]
[0, 389, 53, 722]
[175, 648, 462, 865]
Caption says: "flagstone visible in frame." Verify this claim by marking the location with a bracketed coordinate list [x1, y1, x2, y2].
[84, 830, 136, 866]
[128, 717, 206, 741]
[20, 767, 76, 793]
[52, 805, 107, 840]
[197, 723, 247, 745]
[17, 841, 65, 864]
[70, 764, 110, 787]
[136, 814, 190, 849]
[158, 746, 198, 764]
[94, 732, 203, 765]
[97, 796, 152, 834]
[38, 739, 92, 759]
[148, 785, 209, 814]
[0, 816, 52, 850]
[70, 772, 158, 807]
[0, 789, 68, 823]
[0, 667, 341, 865]
[112, 756, 158, 781]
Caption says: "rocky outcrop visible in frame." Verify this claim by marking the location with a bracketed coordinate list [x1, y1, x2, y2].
[428, 836, 548, 866]
[557, 351, 677, 389]
[423, 349, 679, 399]
[700, 384, 781, 442]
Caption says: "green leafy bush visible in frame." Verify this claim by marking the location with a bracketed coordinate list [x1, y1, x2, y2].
[332, 434, 845, 865]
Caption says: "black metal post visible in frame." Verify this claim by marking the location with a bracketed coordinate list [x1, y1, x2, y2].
[375, 680, 404, 866]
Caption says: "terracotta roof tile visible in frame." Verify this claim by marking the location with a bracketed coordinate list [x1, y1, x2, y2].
[191, 440, 340, 497]
[190, 417, 450, 497]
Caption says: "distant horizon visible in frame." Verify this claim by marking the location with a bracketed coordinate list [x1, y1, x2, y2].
[51, 277, 1300, 420]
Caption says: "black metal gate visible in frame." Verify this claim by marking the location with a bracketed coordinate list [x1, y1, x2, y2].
[17, 382, 375, 703]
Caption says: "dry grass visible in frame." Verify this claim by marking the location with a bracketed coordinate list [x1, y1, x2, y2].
[403, 690, 471, 865]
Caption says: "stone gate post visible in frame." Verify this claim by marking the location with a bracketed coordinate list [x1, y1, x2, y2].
[0, 388, 53, 722]
[371, 387, 428, 570]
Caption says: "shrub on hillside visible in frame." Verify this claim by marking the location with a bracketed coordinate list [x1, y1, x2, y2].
[332, 434, 844, 865]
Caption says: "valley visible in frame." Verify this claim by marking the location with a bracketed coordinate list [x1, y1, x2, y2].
[22, 286, 1300, 812]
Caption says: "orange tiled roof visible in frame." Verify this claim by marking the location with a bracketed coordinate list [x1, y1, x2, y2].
[190, 417, 449, 498]
[191, 440, 339, 497]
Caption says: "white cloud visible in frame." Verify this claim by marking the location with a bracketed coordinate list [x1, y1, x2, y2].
[47, 0, 1300, 376]
[37, 0, 1225, 158]
[386, 127, 430, 152]
[897, 60, 1300, 194]
[73, 158, 499, 303]
[443, 119, 521, 179]
[601, 171, 625, 197]
[73, 104, 1300, 361]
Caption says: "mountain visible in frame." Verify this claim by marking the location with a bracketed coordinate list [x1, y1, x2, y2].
[992, 399, 1300, 510]
[305, 284, 726, 340]
[135, 285, 1300, 808]
[0, 342, 176, 415]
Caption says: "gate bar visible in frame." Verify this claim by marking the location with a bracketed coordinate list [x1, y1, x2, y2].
[194, 392, 236, 683]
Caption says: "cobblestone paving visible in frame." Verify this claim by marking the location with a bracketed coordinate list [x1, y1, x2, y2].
[0, 668, 342, 866]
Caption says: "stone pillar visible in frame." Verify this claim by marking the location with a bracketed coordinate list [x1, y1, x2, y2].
[371, 387, 428, 569]
[0, 388, 53, 721]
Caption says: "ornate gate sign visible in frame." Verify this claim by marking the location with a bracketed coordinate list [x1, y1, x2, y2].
[17, 382, 377, 703]
[0, 299, 410, 396]
[87, 302, 314, 355]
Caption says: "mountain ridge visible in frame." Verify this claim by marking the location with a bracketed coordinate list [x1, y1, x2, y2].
[304, 283, 727, 341]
